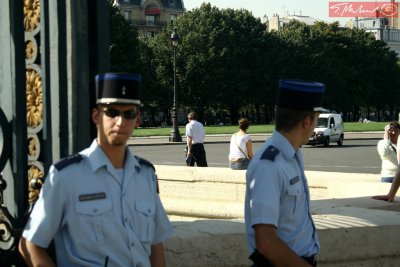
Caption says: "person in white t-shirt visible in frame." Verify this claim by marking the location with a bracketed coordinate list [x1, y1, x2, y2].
[228, 118, 253, 170]
[185, 112, 207, 167]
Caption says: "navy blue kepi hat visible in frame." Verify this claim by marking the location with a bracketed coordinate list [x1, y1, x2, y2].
[95, 73, 142, 105]
[277, 80, 329, 112]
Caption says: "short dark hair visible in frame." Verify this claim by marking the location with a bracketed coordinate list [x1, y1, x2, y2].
[188, 112, 196, 120]
[238, 118, 249, 131]
[389, 121, 400, 129]
[275, 106, 317, 132]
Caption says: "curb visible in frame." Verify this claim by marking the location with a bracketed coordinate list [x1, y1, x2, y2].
[128, 132, 383, 146]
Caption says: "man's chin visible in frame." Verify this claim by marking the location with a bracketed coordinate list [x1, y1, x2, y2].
[110, 136, 128, 146]
[111, 141, 126, 147]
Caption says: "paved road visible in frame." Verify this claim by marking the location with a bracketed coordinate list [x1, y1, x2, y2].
[129, 133, 383, 174]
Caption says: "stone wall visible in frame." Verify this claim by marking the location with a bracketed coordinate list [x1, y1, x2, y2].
[155, 165, 400, 267]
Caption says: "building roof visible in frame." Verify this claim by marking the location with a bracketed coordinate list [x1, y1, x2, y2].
[281, 15, 323, 25]
[117, 0, 184, 10]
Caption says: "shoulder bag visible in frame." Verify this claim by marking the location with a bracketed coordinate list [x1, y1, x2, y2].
[234, 133, 250, 160]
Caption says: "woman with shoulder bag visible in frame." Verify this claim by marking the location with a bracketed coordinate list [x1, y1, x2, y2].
[228, 118, 253, 170]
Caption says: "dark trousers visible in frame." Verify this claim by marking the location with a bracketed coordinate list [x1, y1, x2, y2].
[251, 259, 317, 267]
[190, 143, 207, 167]
[250, 250, 317, 267]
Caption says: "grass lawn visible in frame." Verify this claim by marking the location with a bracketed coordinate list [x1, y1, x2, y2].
[133, 121, 387, 137]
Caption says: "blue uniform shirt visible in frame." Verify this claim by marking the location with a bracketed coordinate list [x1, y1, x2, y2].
[23, 140, 174, 267]
[245, 131, 320, 257]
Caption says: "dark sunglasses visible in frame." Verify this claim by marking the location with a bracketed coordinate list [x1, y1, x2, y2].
[100, 107, 138, 120]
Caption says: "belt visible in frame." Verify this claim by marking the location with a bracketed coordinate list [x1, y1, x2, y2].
[250, 250, 317, 267]
[229, 158, 246, 162]
[302, 255, 317, 266]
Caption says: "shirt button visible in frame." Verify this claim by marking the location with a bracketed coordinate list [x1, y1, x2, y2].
[124, 218, 128, 223]
[131, 242, 134, 247]
[93, 208, 98, 214]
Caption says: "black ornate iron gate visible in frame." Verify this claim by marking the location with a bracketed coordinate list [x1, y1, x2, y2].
[0, 0, 110, 265]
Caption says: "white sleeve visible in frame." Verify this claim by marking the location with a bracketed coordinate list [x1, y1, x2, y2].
[397, 137, 400, 164]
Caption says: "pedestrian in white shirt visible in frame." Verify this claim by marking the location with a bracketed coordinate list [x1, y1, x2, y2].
[228, 118, 253, 170]
[185, 112, 207, 167]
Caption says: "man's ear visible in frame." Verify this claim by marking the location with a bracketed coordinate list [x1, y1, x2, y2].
[302, 114, 312, 129]
[92, 107, 100, 124]
[135, 112, 141, 128]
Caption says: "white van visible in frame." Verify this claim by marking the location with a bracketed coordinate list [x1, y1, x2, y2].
[308, 113, 344, 147]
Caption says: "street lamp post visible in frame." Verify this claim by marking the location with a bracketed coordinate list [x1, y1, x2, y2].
[169, 27, 182, 142]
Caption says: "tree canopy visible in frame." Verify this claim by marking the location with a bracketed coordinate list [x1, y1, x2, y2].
[275, 20, 400, 121]
[110, 2, 400, 123]
[109, 1, 140, 73]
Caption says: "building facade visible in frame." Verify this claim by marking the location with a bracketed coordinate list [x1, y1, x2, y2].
[115, 0, 185, 37]
[347, 17, 400, 56]
[266, 14, 323, 32]
[267, 14, 400, 57]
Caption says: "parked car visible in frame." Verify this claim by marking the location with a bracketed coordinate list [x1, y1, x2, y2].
[308, 113, 344, 147]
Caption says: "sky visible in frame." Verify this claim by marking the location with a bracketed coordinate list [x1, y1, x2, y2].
[183, 0, 351, 25]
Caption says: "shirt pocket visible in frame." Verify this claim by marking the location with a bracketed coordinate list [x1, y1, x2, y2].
[287, 181, 301, 215]
[75, 199, 112, 244]
[134, 201, 156, 245]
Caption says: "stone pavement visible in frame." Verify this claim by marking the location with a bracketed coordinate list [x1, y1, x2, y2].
[128, 131, 383, 146]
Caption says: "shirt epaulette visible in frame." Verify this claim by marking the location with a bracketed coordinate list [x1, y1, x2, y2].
[260, 145, 280, 161]
[54, 154, 83, 171]
[135, 156, 156, 172]
[135, 156, 159, 193]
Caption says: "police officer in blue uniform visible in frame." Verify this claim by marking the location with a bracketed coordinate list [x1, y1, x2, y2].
[19, 73, 174, 267]
[245, 80, 328, 267]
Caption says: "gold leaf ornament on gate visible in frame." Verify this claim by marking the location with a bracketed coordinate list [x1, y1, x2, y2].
[24, 0, 41, 32]
[28, 164, 44, 204]
[26, 70, 43, 129]
[25, 40, 35, 62]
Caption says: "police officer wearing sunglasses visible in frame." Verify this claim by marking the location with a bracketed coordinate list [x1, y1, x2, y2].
[19, 73, 174, 267]
[245, 80, 325, 267]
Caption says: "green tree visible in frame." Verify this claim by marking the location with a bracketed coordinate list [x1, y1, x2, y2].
[109, 1, 168, 124]
[139, 31, 176, 124]
[133, 4, 400, 124]
[108, 1, 140, 73]
[276, 20, 400, 121]
[145, 3, 268, 124]
[138, 37, 171, 123]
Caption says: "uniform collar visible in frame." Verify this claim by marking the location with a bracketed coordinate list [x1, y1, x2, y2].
[272, 131, 297, 160]
[85, 140, 141, 173]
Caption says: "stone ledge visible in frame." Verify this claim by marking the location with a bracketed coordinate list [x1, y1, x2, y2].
[165, 218, 249, 267]
[156, 165, 400, 266]
[165, 216, 400, 267]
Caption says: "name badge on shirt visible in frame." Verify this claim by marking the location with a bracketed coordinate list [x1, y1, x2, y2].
[79, 192, 106, 202]
[290, 176, 300, 185]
